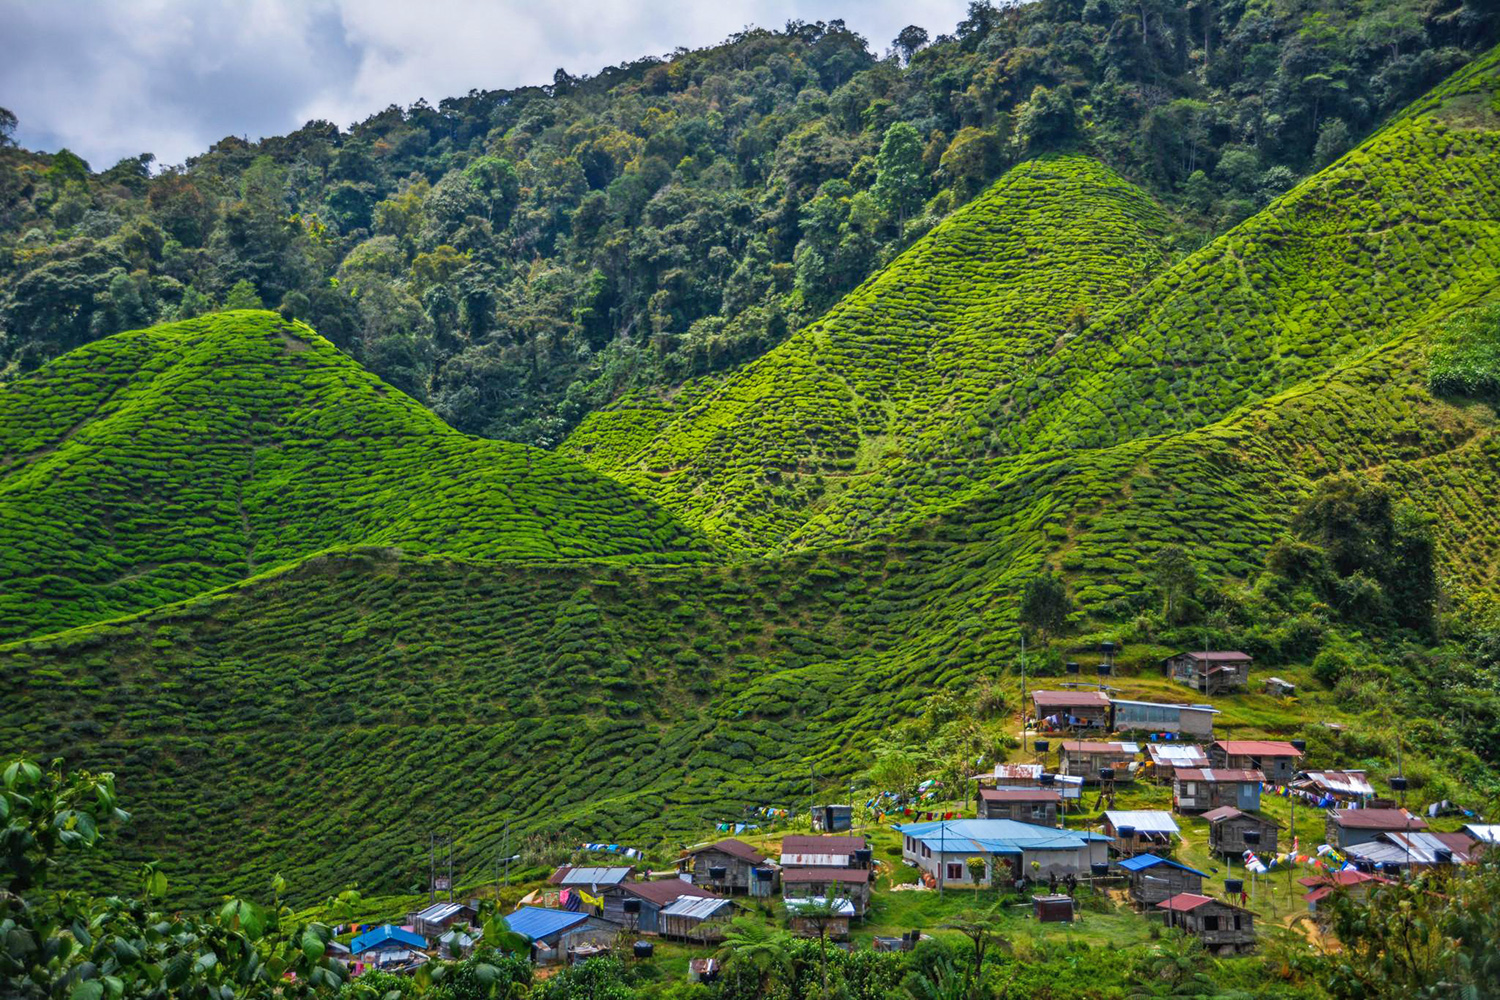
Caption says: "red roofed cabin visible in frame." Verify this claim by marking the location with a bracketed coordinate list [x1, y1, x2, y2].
[681, 839, 775, 895]
[1032, 690, 1110, 730]
[1156, 893, 1256, 954]
[781, 867, 872, 916]
[1172, 769, 1265, 813]
[978, 788, 1060, 826]
[1209, 740, 1304, 784]
[1163, 651, 1251, 694]
[1325, 808, 1428, 850]
[1299, 870, 1392, 920]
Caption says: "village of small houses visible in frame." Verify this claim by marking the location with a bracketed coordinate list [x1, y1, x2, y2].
[310, 641, 1499, 989]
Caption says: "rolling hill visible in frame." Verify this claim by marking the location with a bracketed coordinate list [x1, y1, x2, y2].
[0, 310, 708, 640]
[2, 49, 1500, 909]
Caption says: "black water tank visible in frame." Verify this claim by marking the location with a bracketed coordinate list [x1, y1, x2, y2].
[1040, 773, 1056, 786]
[622, 898, 641, 914]
[754, 867, 774, 881]
[1034, 739, 1050, 753]
[853, 849, 873, 868]
[1434, 848, 1453, 865]
[1290, 739, 1307, 753]
[709, 866, 728, 881]
[1097, 663, 1111, 676]
[1090, 862, 1109, 877]
[1117, 825, 1136, 841]
[1224, 878, 1243, 895]
[1242, 829, 1261, 846]
[1100, 641, 1116, 654]
[1389, 776, 1408, 792]
[1099, 767, 1116, 781]
[1067, 661, 1080, 675]
[633, 941, 654, 959]
[1354, 860, 1374, 873]
[1382, 862, 1403, 875]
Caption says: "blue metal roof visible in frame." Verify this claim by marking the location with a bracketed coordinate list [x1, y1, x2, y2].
[1117, 854, 1209, 877]
[894, 818, 1110, 854]
[504, 906, 590, 942]
[350, 925, 426, 954]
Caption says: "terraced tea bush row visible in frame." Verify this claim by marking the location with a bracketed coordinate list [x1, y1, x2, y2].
[0, 311, 710, 640]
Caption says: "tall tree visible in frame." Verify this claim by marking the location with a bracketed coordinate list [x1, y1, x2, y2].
[872, 121, 927, 227]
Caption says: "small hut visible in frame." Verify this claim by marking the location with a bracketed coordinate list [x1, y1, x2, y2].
[1102, 810, 1179, 856]
[1156, 893, 1256, 955]
[658, 896, 736, 943]
[1203, 806, 1281, 858]
[785, 897, 855, 939]
[1117, 854, 1208, 908]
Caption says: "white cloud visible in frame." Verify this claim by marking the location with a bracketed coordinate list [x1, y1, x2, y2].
[1, 0, 970, 168]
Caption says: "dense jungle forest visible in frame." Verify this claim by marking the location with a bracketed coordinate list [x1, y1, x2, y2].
[2, 0, 1496, 445]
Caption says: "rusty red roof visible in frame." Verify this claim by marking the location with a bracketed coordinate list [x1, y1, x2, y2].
[1180, 651, 1252, 663]
[980, 788, 1062, 803]
[1202, 806, 1282, 827]
[1328, 808, 1427, 831]
[1156, 892, 1250, 913]
[617, 879, 721, 906]
[1062, 741, 1137, 754]
[1213, 740, 1304, 757]
[781, 835, 867, 854]
[1173, 768, 1266, 783]
[685, 839, 768, 865]
[781, 867, 871, 884]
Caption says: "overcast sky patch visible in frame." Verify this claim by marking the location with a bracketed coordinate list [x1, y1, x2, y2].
[1, 1, 971, 170]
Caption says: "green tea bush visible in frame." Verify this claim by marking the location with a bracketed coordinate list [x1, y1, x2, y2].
[1429, 302, 1500, 402]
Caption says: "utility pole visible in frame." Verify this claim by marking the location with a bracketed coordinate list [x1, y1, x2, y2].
[429, 832, 436, 904]
[810, 763, 816, 831]
[504, 820, 511, 887]
[447, 833, 454, 902]
[939, 819, 946, 897]
[1019, 633, 1028, 754]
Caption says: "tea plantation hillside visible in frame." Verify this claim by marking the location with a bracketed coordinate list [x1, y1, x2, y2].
[571, 46, 1500, 557]
[562, 155, 1174, 551]
[0, 311, 708, 639]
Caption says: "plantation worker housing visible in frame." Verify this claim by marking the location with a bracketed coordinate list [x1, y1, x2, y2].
[896, 818, 1109, 885]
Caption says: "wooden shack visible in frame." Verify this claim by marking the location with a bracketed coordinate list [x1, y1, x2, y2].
[811, 804, 853, 832]
[1264, 677, 1297, 697]
[1172, 768, 1265, 813]
[1162, 651, 1252, 694]
[682, 839, 773, 894]
[1203, 806, 1281, 858]
[1032, 690, 1111, 730]
[781, 867, 872, 916]
[1059, 741, 1139, 783]
[1299, 870, 1392, 920]
[1156, 893, 1256, 954]
[658, 896, 736, 943]
[1102, 810, 1179, 857]
[1209, 740, 1304, 783]
[785, 897, 854, 939]
[602, 880, 721, 933]
[978, 788, 1060, 826]
[1117, 854, 1208, 908]
[779, 835, 869, 870]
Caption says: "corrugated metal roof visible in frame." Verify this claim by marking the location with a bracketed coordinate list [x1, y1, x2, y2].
[660, 896, 735, 920]
[557, 866, 633, 886]
[1117, 854, 1209, 877]
[504, 907, 590, 941]
[1104, 810, 1180, 835]
[1173, 768, 1265, 783]
[1032, 690, 1110, 707]
[1295, 770, 1375, 796]
[1328, 808, 1426, 831]
[784, 896, 855, 917]
[686, 839, 768, 864]
[1111, 699, 1220, 714]
[1214, 740, 1303, 756]
[1148, 745, 1209, 765]
[415, 901, 470, 923]
[781, 835, 867, 854]
[1464, 824, 1500, 844]
[1179, 651, 1252, 663]
[350, 925, 427, 954]
[1156, 892, 1214, 912]
[1062, 741, 1140, 754]
[779, 853, 851, 868]
[979, 788, 1061, 802]
[781, 867, 871, 883]
[895, 818, 1109, 854]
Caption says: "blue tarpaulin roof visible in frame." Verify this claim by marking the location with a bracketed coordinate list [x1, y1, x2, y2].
[350, 925, 426, 954]
[504, 907, 590, 942]
[894, 818, 1110, 854]
[1116, 853, 1209, 878]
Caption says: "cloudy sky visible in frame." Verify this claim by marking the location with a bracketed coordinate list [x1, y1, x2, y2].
[1, 1, 972, 170]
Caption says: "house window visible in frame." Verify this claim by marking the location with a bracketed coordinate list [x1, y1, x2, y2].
[921, 845, 930, 859]
[1233, 915, 1242, 930]
[1203, 915, 1219, 931]
[946, 863, 965, 881]
[1031, 805, 1045, 820]
[1183, 782, 1197, 795]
